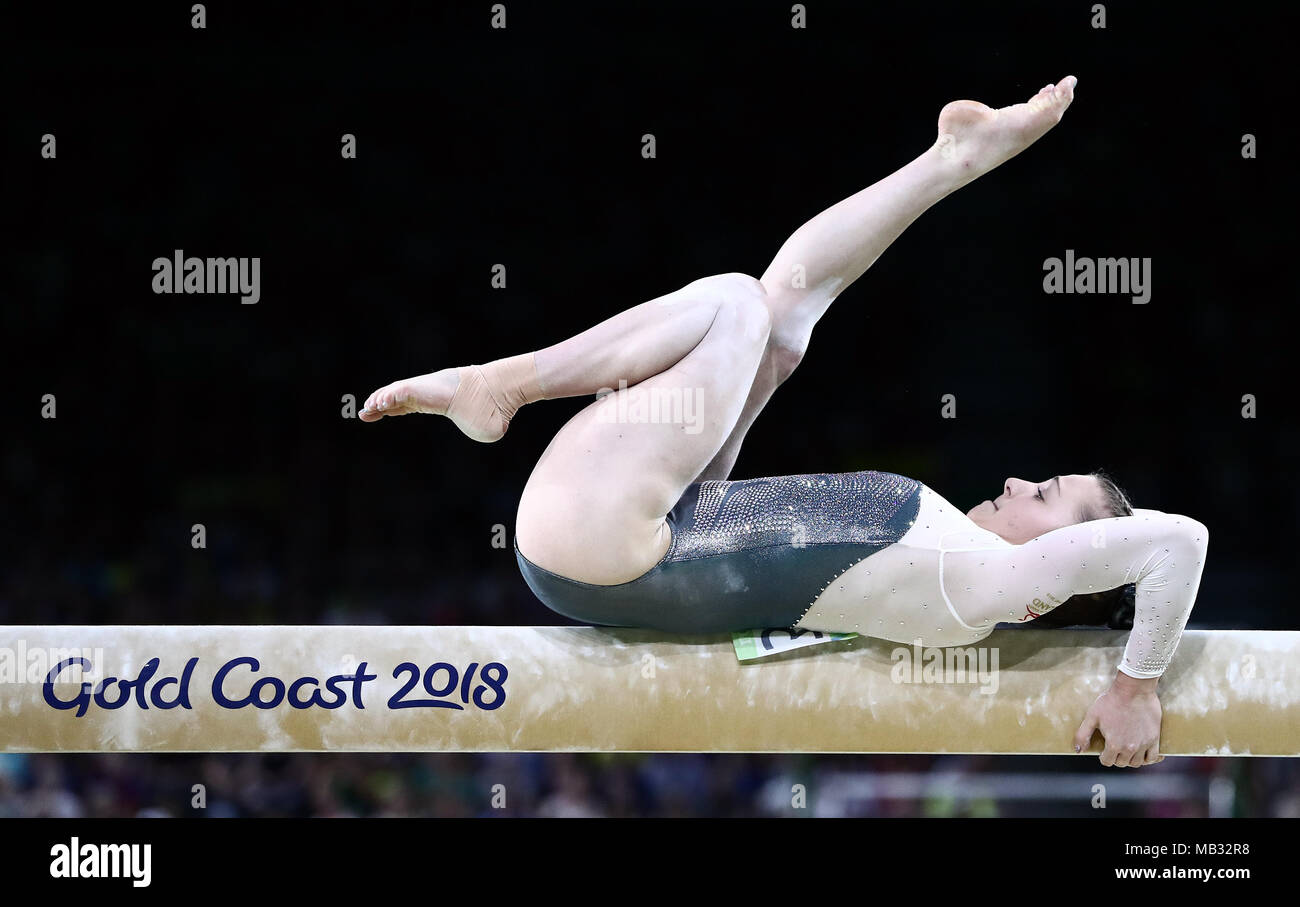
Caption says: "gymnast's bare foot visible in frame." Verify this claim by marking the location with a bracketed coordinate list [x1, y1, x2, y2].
[360, 369, 460, 422]
[935, 75, 1077, 181]
[361, 366, 524, 443]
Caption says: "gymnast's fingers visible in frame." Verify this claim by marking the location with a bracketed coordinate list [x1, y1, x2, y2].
[1073, 709, 1100, 755]
[1109, 741, 1134, 768]
[1098, 740, 1119, 767]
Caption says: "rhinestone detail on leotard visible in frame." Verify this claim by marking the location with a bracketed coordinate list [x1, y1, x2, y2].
[668, 470, 922, 561]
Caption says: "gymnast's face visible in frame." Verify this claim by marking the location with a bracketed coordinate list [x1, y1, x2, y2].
[966, 474, 1103, 545]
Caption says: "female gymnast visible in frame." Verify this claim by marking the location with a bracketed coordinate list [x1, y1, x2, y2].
[361, 76, 1208, 767]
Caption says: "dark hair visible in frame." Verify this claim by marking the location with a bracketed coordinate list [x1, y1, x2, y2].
[1030, 469, 1137, 630]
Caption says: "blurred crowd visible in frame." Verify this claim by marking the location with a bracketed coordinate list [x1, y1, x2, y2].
[4, 750, 1300, 818]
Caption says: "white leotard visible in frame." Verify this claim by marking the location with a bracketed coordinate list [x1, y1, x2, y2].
[795, 484, 1209, 678]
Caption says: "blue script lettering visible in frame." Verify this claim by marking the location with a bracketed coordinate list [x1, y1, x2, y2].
[211, 656, 377, 710]
[43, 657, 198, 718]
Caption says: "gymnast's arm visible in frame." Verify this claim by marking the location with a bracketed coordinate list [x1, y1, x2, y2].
[945, 510, 1210, 765]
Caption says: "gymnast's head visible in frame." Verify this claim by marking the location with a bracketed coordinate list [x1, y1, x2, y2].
[965, 469, 1133, 545]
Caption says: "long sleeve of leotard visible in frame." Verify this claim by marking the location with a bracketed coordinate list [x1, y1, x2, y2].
[942, 509, 1210, 679]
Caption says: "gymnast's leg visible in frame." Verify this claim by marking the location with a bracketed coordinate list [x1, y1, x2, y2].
[360, 78, 1076, 580]
[359, 272, 758, 441]
[694, 76, 1079, 482]
[514, 275, 772, 583]
[360, 271, 772, 582]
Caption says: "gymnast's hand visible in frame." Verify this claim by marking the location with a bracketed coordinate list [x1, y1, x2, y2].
[1072, 672, 1166, 767]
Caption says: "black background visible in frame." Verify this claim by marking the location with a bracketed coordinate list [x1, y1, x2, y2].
[3, 1, 1293, 634]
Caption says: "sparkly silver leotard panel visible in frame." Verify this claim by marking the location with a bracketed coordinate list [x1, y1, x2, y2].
[515, 470, 922, 633]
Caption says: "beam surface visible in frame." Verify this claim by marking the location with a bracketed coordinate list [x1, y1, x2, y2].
[0, 626, 1295, 755]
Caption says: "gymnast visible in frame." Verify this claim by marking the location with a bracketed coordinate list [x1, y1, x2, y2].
[361, 76, 1208, 767]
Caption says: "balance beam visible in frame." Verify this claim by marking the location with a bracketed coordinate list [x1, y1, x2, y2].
[1, 626, 1296, 755]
